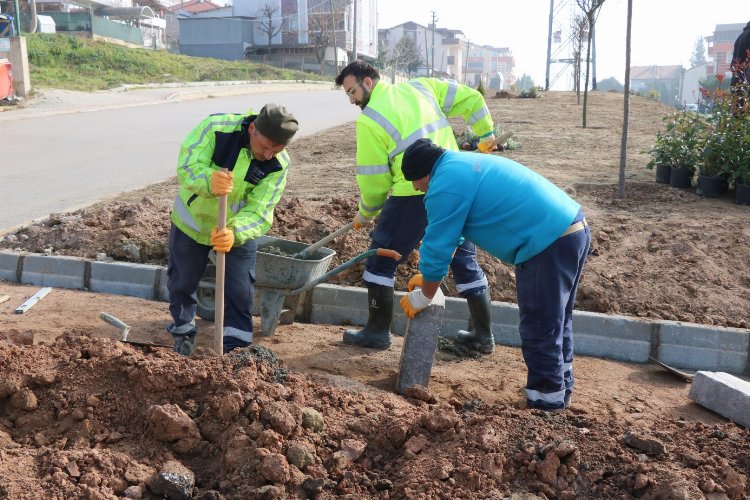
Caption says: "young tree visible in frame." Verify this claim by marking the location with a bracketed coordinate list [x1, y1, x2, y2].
[570, 13, 588, 102]
[307, 0, 350, 73]
[391, 36, 422, 76]
[598, 77, 623, 91]
[689, 36, 708, 68]
[257, 4, 284, 49]
[575, 0, 606, 128]
[516, 74, 535, 91]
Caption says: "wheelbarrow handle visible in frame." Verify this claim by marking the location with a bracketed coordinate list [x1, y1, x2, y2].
[376, 248, 402, 261]
[287, 247, 401, 295]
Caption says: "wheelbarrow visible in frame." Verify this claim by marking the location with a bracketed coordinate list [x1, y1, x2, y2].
[196, 234, 401, 337]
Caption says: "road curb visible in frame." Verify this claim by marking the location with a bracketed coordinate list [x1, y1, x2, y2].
[2, 251, 748, 376]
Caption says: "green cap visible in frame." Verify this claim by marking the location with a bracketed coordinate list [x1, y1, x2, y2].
[254, 103, 299, 145]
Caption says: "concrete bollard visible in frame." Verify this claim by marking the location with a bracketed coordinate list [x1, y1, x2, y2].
[395, 290, 445, 395]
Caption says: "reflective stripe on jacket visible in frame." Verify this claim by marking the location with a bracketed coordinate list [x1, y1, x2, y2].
[355, 78, 494, 218]
[171, 112, 291, 246]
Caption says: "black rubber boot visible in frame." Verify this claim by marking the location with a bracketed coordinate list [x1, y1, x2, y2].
[343, 284, 393, 350]
[172, 332, 197, 356]
[167, 323, 198, 357]
[456, 290, 494, 354]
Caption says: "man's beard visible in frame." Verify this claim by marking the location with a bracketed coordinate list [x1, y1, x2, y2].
[358, 89, 372, 109]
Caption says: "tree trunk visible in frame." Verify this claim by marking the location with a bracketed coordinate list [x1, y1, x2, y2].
[617, 0, 633, 199]
[582, 14, 593, 128]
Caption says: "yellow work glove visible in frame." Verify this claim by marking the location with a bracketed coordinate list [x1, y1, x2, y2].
[477, 133, 497, 153]
[400, 288, 432, 319]
[353, 212, 375, 231]
[210, 227, 234, 253]
[407, 274, 423, 291]
[210, 170, 234, 196]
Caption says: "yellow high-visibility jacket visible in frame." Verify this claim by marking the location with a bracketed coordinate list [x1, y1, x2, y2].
[355, 78, 494, 219]
[171, 112, 291, 246]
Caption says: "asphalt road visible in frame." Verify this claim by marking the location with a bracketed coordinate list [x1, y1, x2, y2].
[0, 88, 359, 232]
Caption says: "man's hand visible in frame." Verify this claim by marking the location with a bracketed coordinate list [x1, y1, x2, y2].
[210, 170, 234, 196]
[210, 227, 234, 253]
[400, 288, 432, 319]
[477, 133, 497, 153]
[407, 274, 423, 291]
[353, 212, 375, 231]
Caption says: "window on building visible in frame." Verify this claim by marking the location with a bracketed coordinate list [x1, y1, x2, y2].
[447, 55, 455, 65]
[286, 15, 298, 32]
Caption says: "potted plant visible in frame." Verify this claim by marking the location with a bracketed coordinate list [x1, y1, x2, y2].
[698, 108, 734, 197]
[645, 111, 701, 186]
[645, 130, 676, 184]
[665, 111, 703, 188]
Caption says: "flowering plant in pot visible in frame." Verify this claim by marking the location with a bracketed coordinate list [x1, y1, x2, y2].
[698, 74, 750, 197]
[645, 111, 702, 186]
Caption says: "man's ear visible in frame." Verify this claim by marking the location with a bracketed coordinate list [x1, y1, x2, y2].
[363, 76, 373, 90]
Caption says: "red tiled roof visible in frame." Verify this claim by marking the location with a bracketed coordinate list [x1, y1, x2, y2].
[168, 0, 222, 13]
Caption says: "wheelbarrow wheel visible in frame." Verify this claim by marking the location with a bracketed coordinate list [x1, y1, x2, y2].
[196, 265, 216, 322]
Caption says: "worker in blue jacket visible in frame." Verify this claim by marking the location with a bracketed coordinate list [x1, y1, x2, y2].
[398, 138, 591, 411]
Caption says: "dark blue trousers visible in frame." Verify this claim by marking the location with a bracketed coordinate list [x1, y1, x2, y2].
[516, 216, 591, 410]
[364, 195, 487, 296]
[167, 224, 257, 343]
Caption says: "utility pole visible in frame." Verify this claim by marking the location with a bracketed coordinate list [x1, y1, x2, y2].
[12, 0, 21, 34]
[464, 39, 470, 84]
[430, 11, 437, 77]
[545, 0, 554, 90]
[352, 0, 357, 61]
[329, 0, 337, 70]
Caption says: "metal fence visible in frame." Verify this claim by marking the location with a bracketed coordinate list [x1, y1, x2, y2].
[245, 54, 347, 76]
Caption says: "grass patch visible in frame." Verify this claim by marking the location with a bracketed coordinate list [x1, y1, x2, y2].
[26, 33, 328, 91]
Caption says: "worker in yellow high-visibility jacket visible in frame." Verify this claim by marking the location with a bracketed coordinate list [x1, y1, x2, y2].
[168, 104, 298, 356]
[335, 60, 497, 351]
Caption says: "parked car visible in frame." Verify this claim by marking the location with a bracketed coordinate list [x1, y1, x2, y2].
[0, 58, 14, 101]
[684, 103, 698, 112]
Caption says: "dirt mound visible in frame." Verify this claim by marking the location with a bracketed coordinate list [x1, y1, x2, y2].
[1, 333, 747, 499]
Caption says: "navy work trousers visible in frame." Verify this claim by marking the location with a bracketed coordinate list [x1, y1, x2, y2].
[363, 195, 487, 296]
[167, 224, 257, 343]
[516, 214, 591, 410]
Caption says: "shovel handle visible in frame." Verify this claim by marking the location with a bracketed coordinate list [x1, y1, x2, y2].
[294, 221, 355, 260]
[214, 168, 228, 356]
[286, 247, 402, 295]
[100, 312, 131, 341]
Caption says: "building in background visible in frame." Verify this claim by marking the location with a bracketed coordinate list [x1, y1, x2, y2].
[11, 0, 168, 48]
[706, 23, 745, 77]
[630, 65, 682, 106]
[379, 21, 514, 89]
[174, 0, 376, 73]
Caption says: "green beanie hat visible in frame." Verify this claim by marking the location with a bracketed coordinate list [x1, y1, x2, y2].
[254, 103, 299, 145]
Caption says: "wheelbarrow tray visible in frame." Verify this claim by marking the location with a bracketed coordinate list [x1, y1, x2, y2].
[255, 235, 337, 291]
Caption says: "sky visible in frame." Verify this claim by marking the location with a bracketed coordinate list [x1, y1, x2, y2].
[377, 0, 750, 89]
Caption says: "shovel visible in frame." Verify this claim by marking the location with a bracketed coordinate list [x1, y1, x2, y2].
[291, 221, 355, 260]
[473, 130, 514, 152]
[100, 312, 171, 348]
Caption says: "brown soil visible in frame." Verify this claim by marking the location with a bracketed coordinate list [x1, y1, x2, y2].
[0, 91, 749, 499]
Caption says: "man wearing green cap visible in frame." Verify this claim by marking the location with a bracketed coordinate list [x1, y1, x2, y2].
[167, 103, 299, 356]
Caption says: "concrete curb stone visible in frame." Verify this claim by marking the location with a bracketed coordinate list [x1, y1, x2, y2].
[1, 251, 749, 376]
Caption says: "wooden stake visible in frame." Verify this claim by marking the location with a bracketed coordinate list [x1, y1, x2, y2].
[15, 287, 52, 314]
